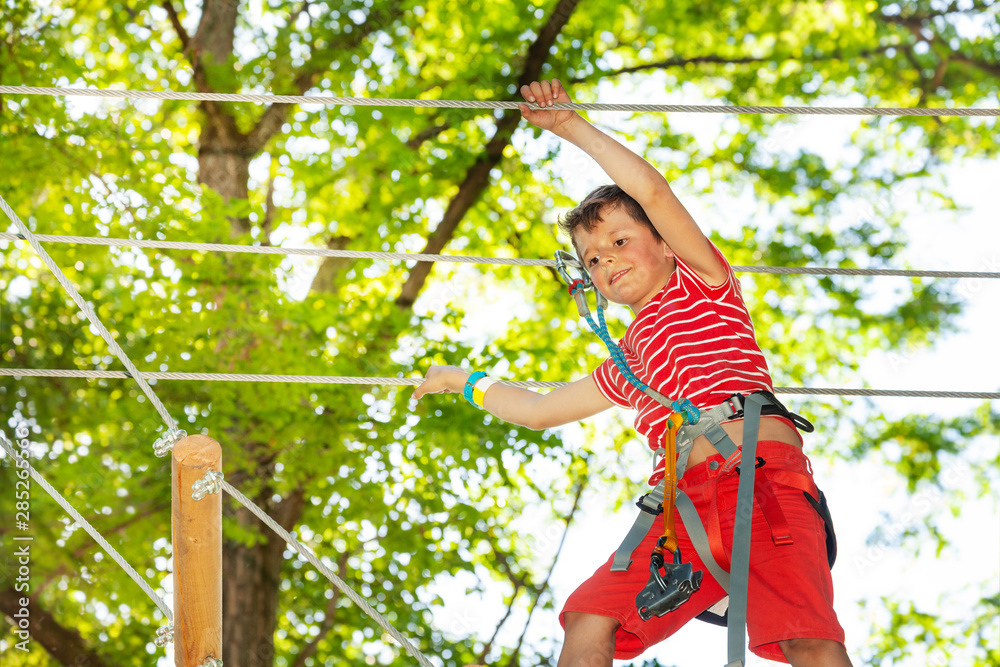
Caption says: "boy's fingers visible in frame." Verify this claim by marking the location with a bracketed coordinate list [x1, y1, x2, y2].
[553, 79, 567, 101]
[528, 80, 545, 103]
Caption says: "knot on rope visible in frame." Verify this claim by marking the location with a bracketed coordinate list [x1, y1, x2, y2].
[192, 470, 224, 501]
[154, 625, 173, 647]
[670, 398, 700, 425]
[152, 429, 187, 457]
[568, 278, 585, 294]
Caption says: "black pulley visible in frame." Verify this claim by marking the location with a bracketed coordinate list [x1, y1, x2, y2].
[636, 544, 703, 621]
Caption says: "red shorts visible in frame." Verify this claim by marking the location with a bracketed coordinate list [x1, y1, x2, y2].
[560, 441, 845, 663]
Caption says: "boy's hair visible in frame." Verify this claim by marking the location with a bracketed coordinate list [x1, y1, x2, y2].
[558, 185, 663, 258]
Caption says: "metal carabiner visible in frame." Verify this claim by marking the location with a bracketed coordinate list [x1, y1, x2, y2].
[555, 250, 592, 291]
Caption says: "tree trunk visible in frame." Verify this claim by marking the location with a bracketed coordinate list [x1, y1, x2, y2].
[197, 125, 253, 236]
[221, 486, 306, 667]
[191, 0, 252, 235]
[0, 587, 120, 667]
[393, 0, 581, 308]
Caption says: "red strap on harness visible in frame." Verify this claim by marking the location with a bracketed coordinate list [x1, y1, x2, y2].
[763, 468, 820, 500]
[753, 467, 794, 546]
[706, 486, 731, 571]
[702, 459, 819, 560]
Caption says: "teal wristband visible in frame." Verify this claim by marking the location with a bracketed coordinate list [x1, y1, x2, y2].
[464, 371, 487, 407]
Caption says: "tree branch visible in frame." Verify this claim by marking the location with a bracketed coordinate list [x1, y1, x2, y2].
[406, 122, 452, 149]
[0, 587, 121, 667]
[879, 11, 1000, 80]
[70, 501, 169, 561]
[476, 583, 524, 663]
[948, 52, 1000, 78]
[155, 0, 234, 143]
[573, 46, 897, 83]
[161, 1, 190, 53]
[491, 540, 534, 590]
[245, 1, 401, 153]
[306, 235, 354, 294]
[393, 0, 582, 309]
[290, 551, 351, 667]
[503, 477, 587, 666]
[244, 68, 322, 154]
[882, 0, 996, 23]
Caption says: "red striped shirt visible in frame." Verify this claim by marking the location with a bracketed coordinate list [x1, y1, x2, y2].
[592, 242, 774, 461]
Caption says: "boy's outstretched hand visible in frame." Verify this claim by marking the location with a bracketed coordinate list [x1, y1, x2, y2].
[412, 365, 468, 401]
[519, 79, 578, 134]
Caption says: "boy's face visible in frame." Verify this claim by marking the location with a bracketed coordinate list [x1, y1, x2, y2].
[574, 205, 675, 312]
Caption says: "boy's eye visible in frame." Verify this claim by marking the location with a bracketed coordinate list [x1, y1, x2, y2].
[615, 238, 627, 247]
[588, 256, 599, 266]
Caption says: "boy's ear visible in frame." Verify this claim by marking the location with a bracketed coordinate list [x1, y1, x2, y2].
[662, 242, 675, 259]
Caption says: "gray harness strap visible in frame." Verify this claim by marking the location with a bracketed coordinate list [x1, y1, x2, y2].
[725, 393, 766, 667]
[611, 399, 741, 570]
[610, 392, 779, 667]
[675, 489, 729, 589]
[610, 482, 666, 572]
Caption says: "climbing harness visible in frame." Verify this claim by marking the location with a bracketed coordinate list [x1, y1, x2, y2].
[555, 251, 835, 667]
[634, 413, 704, 619]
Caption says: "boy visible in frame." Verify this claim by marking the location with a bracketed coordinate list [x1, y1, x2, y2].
[414, 79, 851, 667]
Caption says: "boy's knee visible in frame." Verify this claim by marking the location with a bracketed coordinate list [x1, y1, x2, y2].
[559, 612, 619, 667]
[563, 610, 618, 635]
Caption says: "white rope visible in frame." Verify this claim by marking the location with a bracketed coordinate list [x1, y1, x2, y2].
[2, 232, 997, 278]
[0, 232, 550, 265]
[219, 480, 435, 667]
[0, 197, 446, 661]
[0, 432, 172, 623]
[0, 368, 560, 388]
[0, 196, 180, 431]
[772, 387, 999, 399]
[0, 368, 995, 398]
[2, 85, 998, 116]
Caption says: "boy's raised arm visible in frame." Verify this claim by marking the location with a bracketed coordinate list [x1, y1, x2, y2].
[414, 366, 614, 430]
[519, 80, 727, 286]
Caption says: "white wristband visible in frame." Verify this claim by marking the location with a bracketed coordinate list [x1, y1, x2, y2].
[472, 376, 496, 408]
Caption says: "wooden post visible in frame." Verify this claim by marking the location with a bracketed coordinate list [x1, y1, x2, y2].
[172, 435, 222, 667]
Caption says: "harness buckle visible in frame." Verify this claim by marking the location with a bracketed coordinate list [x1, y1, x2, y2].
[636, 543, 704, 620]
[725, 393, 745, 419]
[635, 493, 663, 516]
[734, 456, 766, 475]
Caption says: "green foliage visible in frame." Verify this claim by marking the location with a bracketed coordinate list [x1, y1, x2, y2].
[863, 593, 1000, 666]
[1, 0, 997, 665]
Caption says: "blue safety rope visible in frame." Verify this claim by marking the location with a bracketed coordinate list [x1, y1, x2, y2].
[570, 282, 699, 425]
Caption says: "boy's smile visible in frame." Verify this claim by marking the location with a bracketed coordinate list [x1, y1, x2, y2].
[609, 268, 630, 285]
[574, 206, 676, 312]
